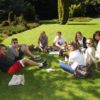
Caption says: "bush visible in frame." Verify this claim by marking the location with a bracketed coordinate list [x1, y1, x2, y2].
[1, 21, 10, 26]
[69, 4, 84, 17]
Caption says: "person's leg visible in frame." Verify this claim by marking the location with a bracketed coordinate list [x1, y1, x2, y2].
[53, 43, 61, 51]
[60, 62, 74, 73]
[24, 46, 34, 56]
[38, 45, 44, 52]
[8, 58, 47, 74]
[21, 58, 41, 66]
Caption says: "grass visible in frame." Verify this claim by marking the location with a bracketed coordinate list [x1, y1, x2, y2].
[0, 18, 100, 100]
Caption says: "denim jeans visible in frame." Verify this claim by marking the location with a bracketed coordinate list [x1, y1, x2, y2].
[60, 62, 74, 74]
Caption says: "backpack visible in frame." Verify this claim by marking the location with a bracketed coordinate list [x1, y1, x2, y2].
[74, 65, 92, 78]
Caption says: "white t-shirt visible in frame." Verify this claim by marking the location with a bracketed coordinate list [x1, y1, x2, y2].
[78, 38, 83, 47]
[69, 50, 85, 70]
[54, 36, 66, 45]
[84, 47, 96, 65]
[96, 40, 100, 58]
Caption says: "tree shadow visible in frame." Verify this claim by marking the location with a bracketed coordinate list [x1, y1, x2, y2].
[40, 20, 57, 24]
[67, 23, 97, 25]
[0, 52, 100, 100]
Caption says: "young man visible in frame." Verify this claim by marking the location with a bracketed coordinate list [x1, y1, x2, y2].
[7, 38, 39, 62]
[0, 44, 48, 74]
[53, 31, 67, 51]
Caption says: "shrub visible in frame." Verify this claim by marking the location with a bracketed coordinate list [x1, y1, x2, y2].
[1, 21, 10, 26]
[69, 4, 83, 17]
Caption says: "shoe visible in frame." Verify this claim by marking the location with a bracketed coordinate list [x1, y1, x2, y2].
[42, 60, 49, 67]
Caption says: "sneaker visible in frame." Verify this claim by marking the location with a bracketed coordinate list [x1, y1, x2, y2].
[42, 60, 49, 67]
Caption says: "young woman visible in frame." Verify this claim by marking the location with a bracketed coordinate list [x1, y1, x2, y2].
[59, 42, 85, 74]
[75, 31, 87, 51]
[84, 38, 97, 67]
[93, 31, 100, 61]
[38, 31, 48, 52]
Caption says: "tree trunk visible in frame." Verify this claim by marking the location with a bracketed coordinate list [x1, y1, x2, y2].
[58, 0, 69, 24]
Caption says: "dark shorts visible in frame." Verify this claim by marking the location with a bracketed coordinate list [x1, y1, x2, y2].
[8, 61, 23, 74]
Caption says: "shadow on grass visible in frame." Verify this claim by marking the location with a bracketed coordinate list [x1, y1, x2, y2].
[67, 23, 97, 25]
[0, 52, 100, 100]
[40, 20, 57, 25]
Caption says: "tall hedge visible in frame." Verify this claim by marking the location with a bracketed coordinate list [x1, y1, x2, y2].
[58, 0, 69, 24]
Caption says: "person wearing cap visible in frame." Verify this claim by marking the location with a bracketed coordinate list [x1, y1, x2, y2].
[38, 31, 48, 52]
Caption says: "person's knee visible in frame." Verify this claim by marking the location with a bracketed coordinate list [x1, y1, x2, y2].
[60, 62, 65, 68]
[21, 58, 28, 64]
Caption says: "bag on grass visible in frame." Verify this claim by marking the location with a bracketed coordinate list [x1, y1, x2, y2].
[74, 65, 92, 78]
[8, 75, 25, 86]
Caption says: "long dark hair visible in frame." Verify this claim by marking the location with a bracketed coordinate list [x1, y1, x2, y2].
[93, 31, 100, 44]
[75, 31, 82, 42]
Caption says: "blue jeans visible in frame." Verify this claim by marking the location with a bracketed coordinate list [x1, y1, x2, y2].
[60, 62, 74, 74]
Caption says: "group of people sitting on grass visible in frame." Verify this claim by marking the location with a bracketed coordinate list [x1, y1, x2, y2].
[0, 30, 100, 75]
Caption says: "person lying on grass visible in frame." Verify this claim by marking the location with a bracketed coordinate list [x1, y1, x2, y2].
[38, 31, 48, 52]
[59, 42, 85, 74]
[7, 38, 39, 62]
[0, 44, 48, 74]
[53, 31, 67, 51]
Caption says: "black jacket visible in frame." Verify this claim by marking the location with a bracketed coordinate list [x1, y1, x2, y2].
[75, 37, 87, 48]
[0, 56, 14, 72]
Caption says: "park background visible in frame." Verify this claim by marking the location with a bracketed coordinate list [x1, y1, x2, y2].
[0, 0, 100, 100]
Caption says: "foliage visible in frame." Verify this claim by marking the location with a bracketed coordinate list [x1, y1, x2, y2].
[58, 0, 69, 24]
[69, 0, 100, 17]
[1, 18, 100, 100]
[2, 18, 100, 45]
[0, 0, 36, 22]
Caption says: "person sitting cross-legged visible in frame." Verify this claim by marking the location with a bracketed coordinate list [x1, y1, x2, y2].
[38, 31, 48, 52]
[53, 31, 67, 51]
[0, 44, 48, 74]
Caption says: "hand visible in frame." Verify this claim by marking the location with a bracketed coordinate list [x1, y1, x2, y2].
[68, 62, 73, 65]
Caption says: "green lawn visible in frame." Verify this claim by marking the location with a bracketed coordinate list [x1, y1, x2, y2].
[0, 18, 100, 100]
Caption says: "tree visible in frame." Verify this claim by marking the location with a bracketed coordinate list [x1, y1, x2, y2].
[58, 0, 69, 24]
[0, 0, 36, 22]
